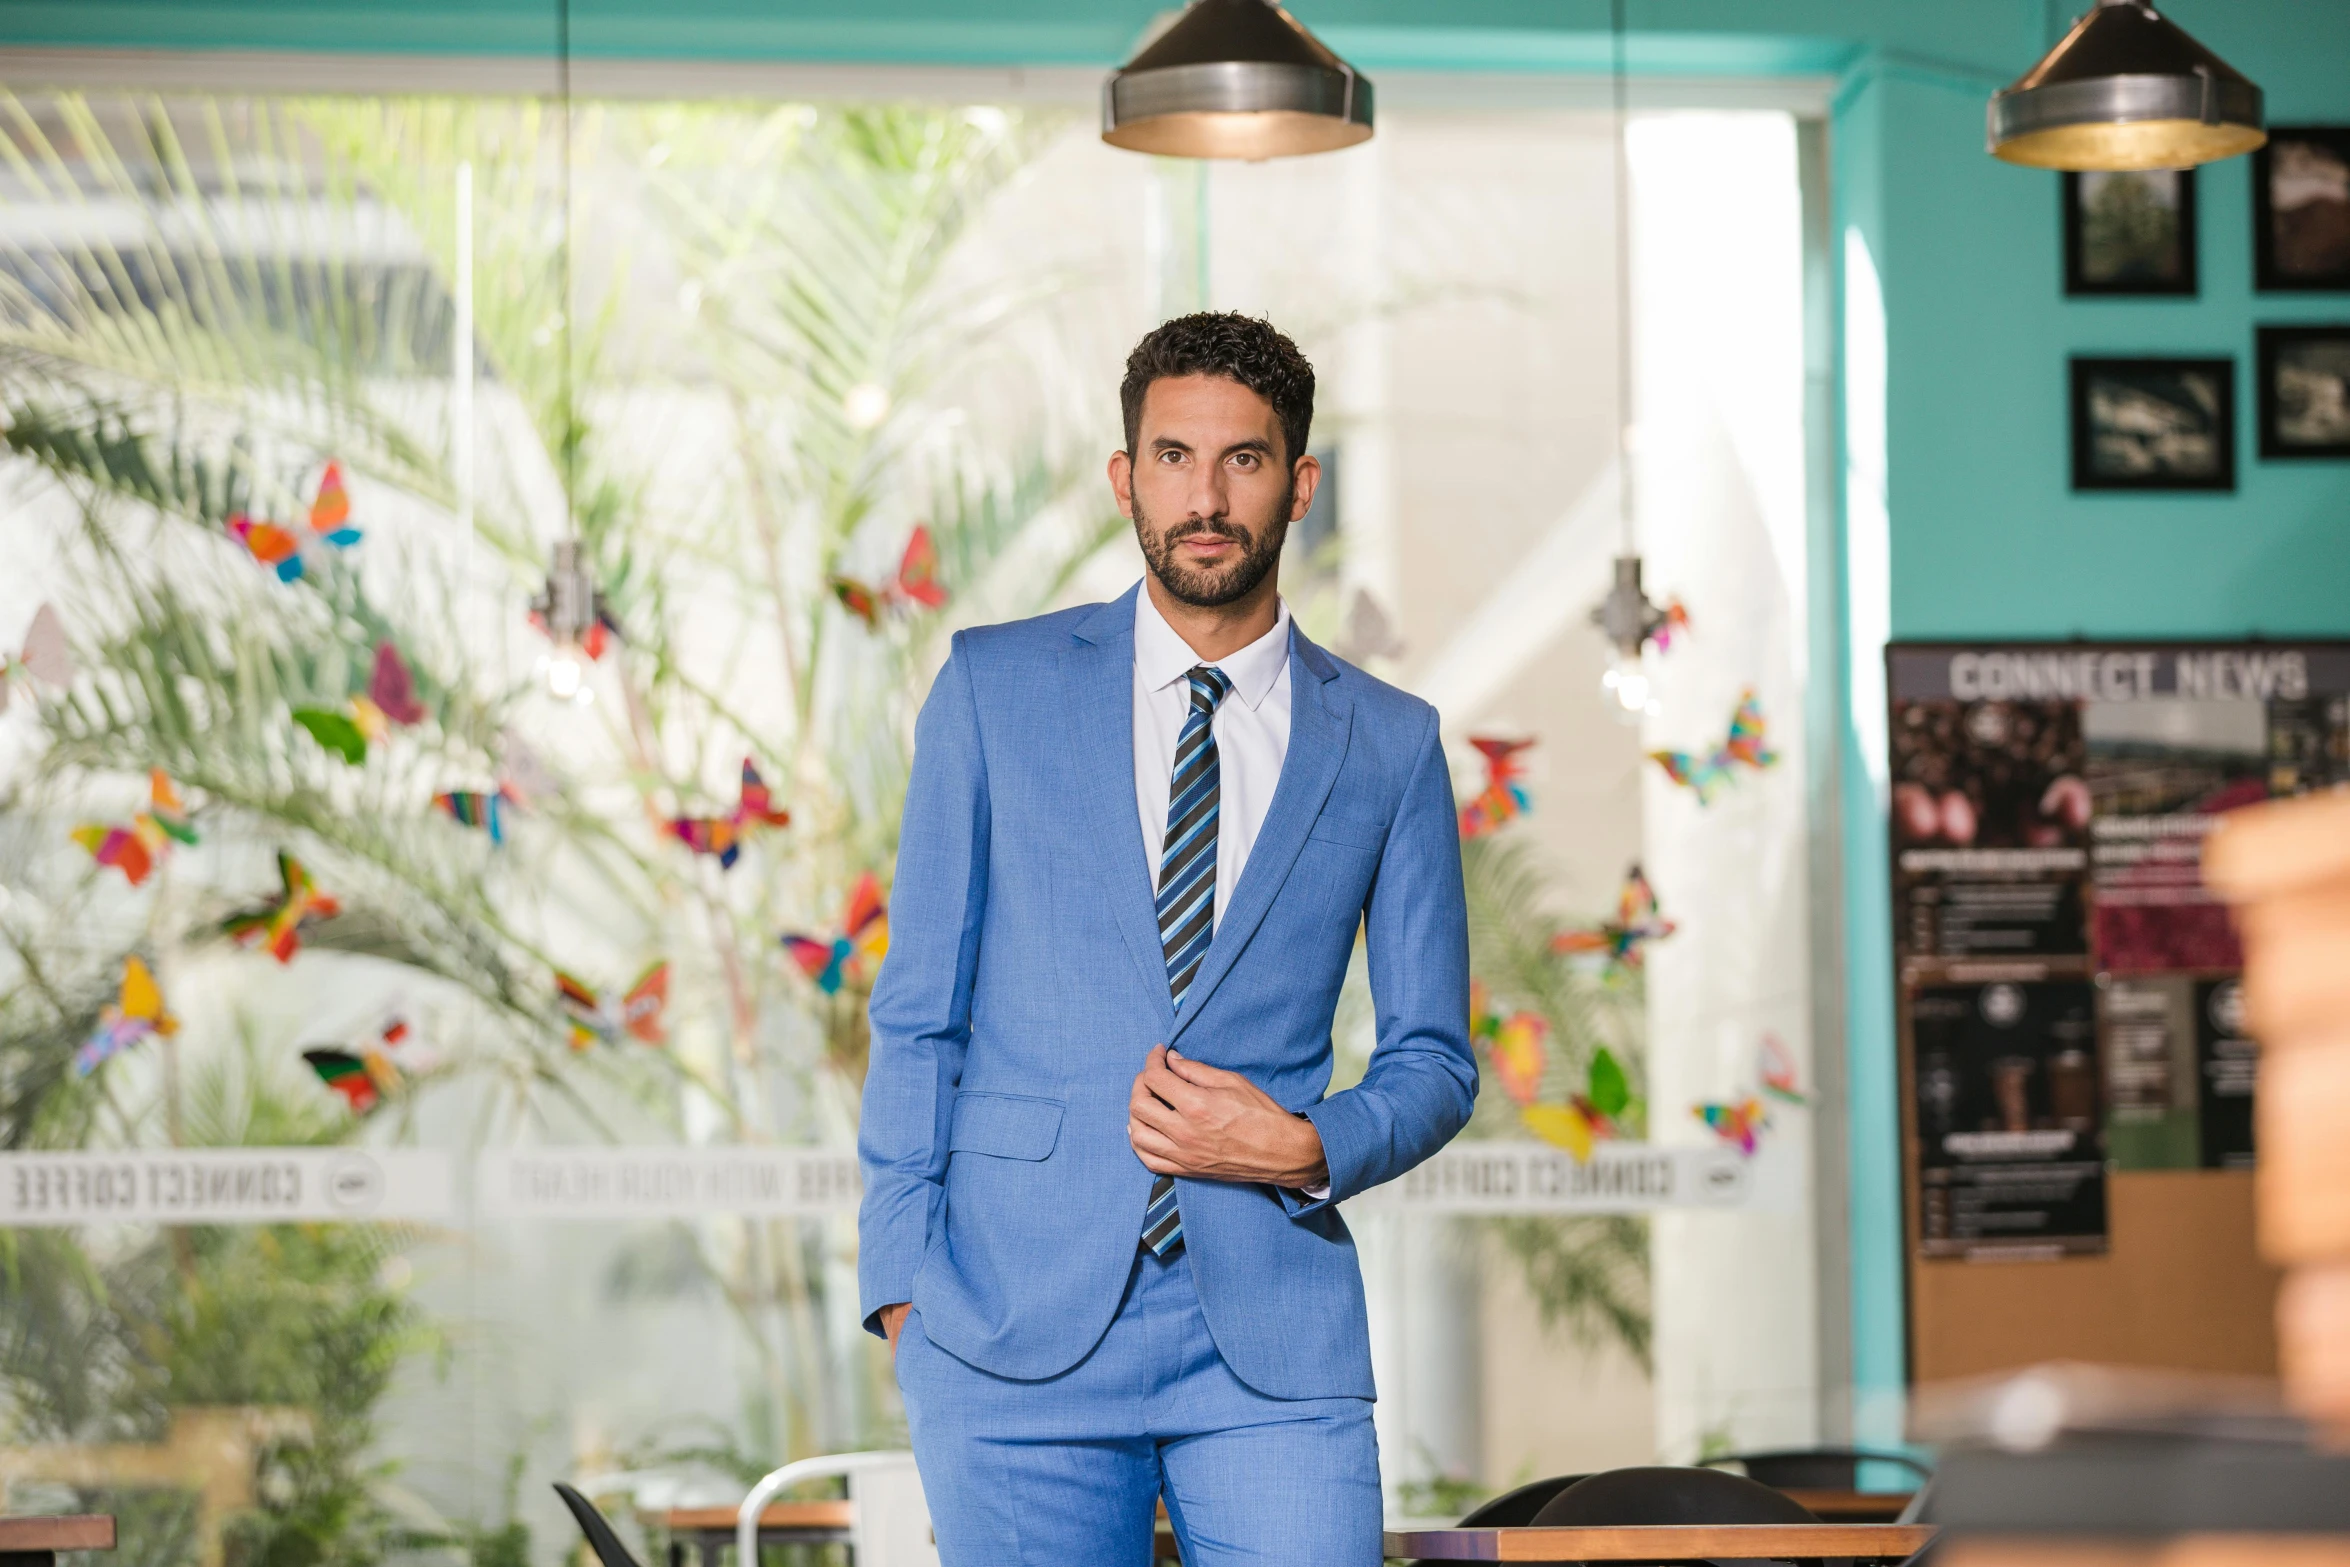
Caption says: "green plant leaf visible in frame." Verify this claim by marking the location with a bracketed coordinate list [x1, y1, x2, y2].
[1589, 1046, 1630, 1119]
[290, 706, 366, 764]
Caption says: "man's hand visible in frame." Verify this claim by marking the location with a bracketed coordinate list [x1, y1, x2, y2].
[879, 1302, 910, 1359]
[1128, 1045, 1328, 1189]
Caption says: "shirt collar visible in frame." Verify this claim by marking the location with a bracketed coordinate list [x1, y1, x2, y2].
[1134, 582, 1290, 712]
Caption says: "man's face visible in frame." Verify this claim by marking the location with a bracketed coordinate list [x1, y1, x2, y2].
[1111, 374, 1318, 610]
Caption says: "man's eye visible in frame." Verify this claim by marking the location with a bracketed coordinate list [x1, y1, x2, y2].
[1231, 454, 1257, 470]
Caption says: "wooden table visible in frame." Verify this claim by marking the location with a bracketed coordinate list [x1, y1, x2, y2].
[659, 1501, 1185, 1563]
[653, 1504, 851, 1567]
[1782, 1490, 1916, 1523]
[0, 1516, 116, 1567]
[1384, 1522, 1936, 1561]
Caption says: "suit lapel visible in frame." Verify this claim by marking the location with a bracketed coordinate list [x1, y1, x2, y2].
[1167, 627, 1352, 1046]
[1062, 589, 1180, 1036]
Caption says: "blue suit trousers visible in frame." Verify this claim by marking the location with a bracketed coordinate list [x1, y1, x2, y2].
[895, 1245, 1383, 1566]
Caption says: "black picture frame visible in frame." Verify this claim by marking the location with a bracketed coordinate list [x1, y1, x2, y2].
[2257, 324, 2350, 459]
[2069, 356, 2236, 492]
[2254, 126, 2350, 292]
[2063, 168, 2197, 297]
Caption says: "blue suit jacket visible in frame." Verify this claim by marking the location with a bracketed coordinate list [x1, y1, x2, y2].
[856, 585, 1476, 1401]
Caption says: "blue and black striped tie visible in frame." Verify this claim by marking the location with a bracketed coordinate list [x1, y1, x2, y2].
[1142, 664, 1232, 1259]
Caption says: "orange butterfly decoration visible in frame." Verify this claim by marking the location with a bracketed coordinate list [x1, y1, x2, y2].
[669, 759, 792, 870]
[226, 461, 361, 583]
[221, 851, 341, 964]
[73, 771, 198, 886]
[557, 964, 670, 1050]
[831, 526, 949, 627]
[782, 873, 890, 994]
[1458, 737, 1534, 839]
[1552, 865, 1678, 975]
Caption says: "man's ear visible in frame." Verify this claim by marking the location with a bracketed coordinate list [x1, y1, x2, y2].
[1108, 448, 1136, 521]
[1288, 452, 1322, 523]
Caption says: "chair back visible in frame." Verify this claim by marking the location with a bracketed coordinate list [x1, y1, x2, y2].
[1454, 1474, 1588, 1528]
[1531, 1466, 1822, 1528]
[736, 1450, 937, 1567]
[1703, 1446, 1934, 1491]
[552, 1483, 646, 1567]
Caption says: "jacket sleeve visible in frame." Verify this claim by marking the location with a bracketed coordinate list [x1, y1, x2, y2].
[1292, 708, 1477, 1209]
[857, 633, 989, 1334]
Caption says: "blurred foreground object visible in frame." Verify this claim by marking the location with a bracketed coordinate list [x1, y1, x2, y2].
[1989, 0, 2264, 171]
[2207, 789, 2350, 1437]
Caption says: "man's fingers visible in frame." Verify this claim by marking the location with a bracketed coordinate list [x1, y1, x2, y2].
[1163, 1049, 1245, 1090]
[1142, 1054, 1211, 1114]
[1129, 1091, 1190, 1140]
[1129, 1121, 1189, 1172]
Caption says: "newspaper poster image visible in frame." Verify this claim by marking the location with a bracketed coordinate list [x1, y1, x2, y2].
[1910, 978, 2105, 1255]
[1889, 643, 2350, 1258]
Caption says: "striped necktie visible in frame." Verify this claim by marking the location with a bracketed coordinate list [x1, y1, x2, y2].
[1143, 663, 1232, 1258]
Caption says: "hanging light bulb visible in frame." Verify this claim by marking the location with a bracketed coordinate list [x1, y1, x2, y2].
[1989, 0, 2263, 172]
[1592, 555, 1665, 724]
[1102, 0, 1372, 161]
[529, 538, 606, 707]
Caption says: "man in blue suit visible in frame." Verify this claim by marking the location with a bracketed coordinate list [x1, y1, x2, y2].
[858, 312, 1476, 1566]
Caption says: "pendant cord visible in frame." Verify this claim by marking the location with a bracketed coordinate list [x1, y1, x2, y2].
[558, 0, 576, 545]
[1610, 0, 1635, 558]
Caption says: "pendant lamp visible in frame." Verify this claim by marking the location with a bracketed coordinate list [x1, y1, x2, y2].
[1989, 0, 2263, 171]
[1102, 0, 1372, 161]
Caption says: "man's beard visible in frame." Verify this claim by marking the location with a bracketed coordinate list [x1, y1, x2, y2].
[1134, 485, 1291, 609]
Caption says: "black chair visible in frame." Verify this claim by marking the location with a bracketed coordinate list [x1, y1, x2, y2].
[1530, 1466, 1822, 1528]
[555, 1482, 648, 1567]
[1453, 1473, 1590, 1528]
[1701, 1447, 1934, 1492]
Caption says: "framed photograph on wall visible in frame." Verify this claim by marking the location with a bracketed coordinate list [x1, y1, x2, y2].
[2257, 324, 2350, 458]
[2064, 169, 2197, 296]
[2254, 127, 2350, 291]
[2070, 356, 2236, 492]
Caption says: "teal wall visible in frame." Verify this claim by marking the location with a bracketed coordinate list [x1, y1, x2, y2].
[10, 0, 2349, 1446]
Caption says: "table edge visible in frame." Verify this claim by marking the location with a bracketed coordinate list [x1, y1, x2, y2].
[0, 1516, 118, 1552]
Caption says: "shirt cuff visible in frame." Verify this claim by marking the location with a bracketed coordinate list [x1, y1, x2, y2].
[1301, 1181, 1331, 1201]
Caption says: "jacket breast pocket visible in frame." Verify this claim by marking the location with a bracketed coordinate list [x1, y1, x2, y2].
[1308, 813, 1387, 854]
[947, 1091, 1064, 1161]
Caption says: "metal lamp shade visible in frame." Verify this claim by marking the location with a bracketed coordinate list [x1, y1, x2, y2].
[1103, 0, 1372, 161]
[1990, 0, 2263, 171]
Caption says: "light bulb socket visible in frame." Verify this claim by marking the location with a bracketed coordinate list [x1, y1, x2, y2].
[1592, 553, 1663, 656]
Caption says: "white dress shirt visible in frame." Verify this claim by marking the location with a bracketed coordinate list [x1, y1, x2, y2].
[1133, 587, 1327, 1199]
[1133, 585, 1293, 931]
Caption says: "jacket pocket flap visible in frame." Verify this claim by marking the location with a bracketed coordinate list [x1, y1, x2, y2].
[1308, 814, 1387, 852]
[948, 1092, 1064, 1160]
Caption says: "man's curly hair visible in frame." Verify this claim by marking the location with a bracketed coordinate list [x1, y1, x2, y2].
[1119, 312, 1315, 466]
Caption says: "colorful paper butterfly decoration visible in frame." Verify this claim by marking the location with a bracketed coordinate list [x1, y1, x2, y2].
[831, 526, 949, 628]
[1646, 599, 1692, 654]
[1522, 1048, 1635, 1162]
[303, 1014, 424, 1116]
[435, 786, 517, 845]
[1760, 1032, 1809, 1107]
[781, 872, 890, 994]
[669, 758, 793, 870]
[1649, 688, 1779, 804]
[221, 851, 342, 964]
[0, 602, 75, 714]
[556, 964, 670, 1050]
[226, 461, 362, 582]
[73, 770, 198, 887]
[1458, 736, 1534, 839]
[1469, 980, 1549, 1107]
[1695, 1096, 1769, 1156]
[1553, 865, 1679, 975]
[76, 955, 178, 1077]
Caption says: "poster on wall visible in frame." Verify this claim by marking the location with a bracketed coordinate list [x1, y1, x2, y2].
[1888, 642, 2350, 1259]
